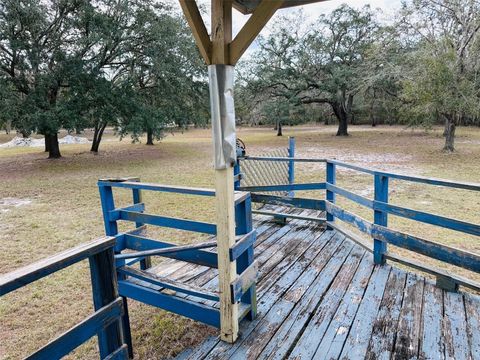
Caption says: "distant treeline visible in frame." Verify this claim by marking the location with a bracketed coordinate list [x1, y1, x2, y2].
[0, 0, 209, 158]
[235, 0, 480, 151]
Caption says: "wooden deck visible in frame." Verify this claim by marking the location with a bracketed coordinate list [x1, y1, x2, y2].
[147, 206, 480, 360]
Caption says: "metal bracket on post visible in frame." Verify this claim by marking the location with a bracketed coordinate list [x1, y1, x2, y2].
[374, 174, 388, 265]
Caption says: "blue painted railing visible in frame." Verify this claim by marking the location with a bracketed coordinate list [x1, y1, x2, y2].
[97, 178, 257, 354]
[237, 155, 480, 291]
[0, 237, 128, 359]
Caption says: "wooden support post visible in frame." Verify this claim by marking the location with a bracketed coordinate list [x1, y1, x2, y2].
[288, 137, 295, 197]
[326, 162, 336, 230]
[215, 169, 239, 342]
[210, 0, 239, 343]
[374, 174, 388, 265]
[88, 248, 124, 358]
[98, 183, 134, 357]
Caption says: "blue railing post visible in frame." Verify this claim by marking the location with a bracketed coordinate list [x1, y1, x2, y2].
[235, 194, 256, 320]
[88, 248, 125, 359]
[99, 184, 118, 237]
[288, 137, 295, 197]
[374, 174, 389, 265]
[326, 162, 336, 229]
[130, 178, 151, 271]
[98, 181, 134, 357]
[234, 160, 241, 190]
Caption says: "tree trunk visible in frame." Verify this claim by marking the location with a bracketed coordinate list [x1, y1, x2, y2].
[332, 102, 349, 136]
[277, 121, 282, 136]
[443, 114, 456, 152]
[45, 134, 50, 152]
[370, 89, 376, 127]
[45, 87, 61, 158]
[46, 133, 61, 158]
[346, 93, 354, 125]
[146, 129, 154, 145]
[91, 122, 107, 152]
[20, 129, 30, 138]
[443, 117, 449, 137]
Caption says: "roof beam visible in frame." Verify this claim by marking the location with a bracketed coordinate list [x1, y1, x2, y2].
[229, 0, 284, 65]
[179, 0, 212, 65]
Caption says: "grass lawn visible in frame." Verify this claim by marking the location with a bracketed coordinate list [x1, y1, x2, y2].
[0, 124, 479, 359]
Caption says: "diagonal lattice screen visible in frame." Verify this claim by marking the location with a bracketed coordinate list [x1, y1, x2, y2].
[240, 147, 289, 196]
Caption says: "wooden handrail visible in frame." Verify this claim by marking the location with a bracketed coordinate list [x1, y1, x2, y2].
[0, 236, 115, 296]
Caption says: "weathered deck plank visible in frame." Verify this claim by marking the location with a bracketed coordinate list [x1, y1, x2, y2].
[419, 281, 444, 360]
[229, 235, 357, 360]
[465, 293, 480, 360]
[337, 263, 391, 360]
[392, 273, 425, 360]
[204, 234, 349, 360]
[365, 268, 407, 360]
[443, 291, 470, 360]
[137, 207, 480, 360]
[287, 245, 364, 359]
[314, 253, 376, 359]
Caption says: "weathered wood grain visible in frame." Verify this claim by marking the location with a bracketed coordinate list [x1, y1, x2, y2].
[444, 291, 470, 360]
[419, 281, 444, 360]
[288, 245, 364, 360]
[392, 273, 425, 360]
[315, 253, 377, 360]
[366, 268, 407, 360]
[338, 264, 391, 360]
[169, 207, 480, 360]
[465, 293, 480, 360]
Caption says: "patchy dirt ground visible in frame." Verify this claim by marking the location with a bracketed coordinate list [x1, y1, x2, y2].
[0, 124, 479, 359]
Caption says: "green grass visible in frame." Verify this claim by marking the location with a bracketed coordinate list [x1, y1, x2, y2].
[0, 124, 479, 359]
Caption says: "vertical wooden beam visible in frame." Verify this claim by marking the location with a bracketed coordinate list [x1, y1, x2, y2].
[215, 169, 239, 342]
[178, 0, 212, 64]
[211, 0, 238, 343]
[98, 183, 134, 356]
[211, 0, 232, 64]
[374, 174, 388, 264]
[89, 248, 124, 358]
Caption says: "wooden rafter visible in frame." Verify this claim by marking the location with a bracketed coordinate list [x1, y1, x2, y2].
[179, 0, 212, 64]
[229, 0, 284, 64]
